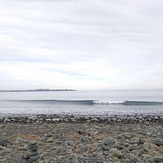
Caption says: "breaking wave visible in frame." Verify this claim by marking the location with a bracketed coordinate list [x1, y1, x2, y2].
[5, 99, 163, 106]
[94, 100, 163, 105]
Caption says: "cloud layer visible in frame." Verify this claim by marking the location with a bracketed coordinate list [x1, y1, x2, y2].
[0, 0, 163, 90]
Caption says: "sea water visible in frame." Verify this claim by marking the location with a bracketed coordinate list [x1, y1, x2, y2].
[0, 90, 163, 117]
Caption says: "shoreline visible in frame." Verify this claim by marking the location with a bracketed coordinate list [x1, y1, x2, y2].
[0, 113, 163, 124]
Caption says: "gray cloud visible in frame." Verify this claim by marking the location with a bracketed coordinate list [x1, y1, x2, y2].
[0, 0, 163, 90]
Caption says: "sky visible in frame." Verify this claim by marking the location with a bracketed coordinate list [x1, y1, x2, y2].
[0, 0, 163, 90]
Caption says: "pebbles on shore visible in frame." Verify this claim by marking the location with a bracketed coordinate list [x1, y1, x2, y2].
[0, 114, 163, 124]
[0, 115, 162, 162]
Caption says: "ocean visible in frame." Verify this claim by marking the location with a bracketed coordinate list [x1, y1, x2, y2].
[0, 90, 163, 117]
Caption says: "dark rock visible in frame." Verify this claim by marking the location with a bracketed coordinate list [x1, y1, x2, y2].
[77, 130, 85, 135]
[0, 138, 12, 146]
[23, 140, 39, 162]
[102, 145, 110, 151]
[27, 155, 40, 162]
[155, 139, 163, 146]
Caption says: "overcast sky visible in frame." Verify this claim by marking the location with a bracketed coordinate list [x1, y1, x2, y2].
[0, 0, 163, 90]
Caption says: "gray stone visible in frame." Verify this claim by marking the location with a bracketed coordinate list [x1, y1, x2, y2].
[40, 136, 48, 142]
[20, 144, 28, 151]
[22, 152, 30, 159]
[143, 142, 150, 151]
[130, 137, 140, 144]
[45, 132, 53, 137]
[109, 148, 123, 159]
[155, 139, 163, 146]
[146, 132, 153, 136]
[102, 145, 110, 151]
[117, 134, 124, 139]
[16, 137, 24, 142]
[113, 142, 123, 150]
[74, 158, 80, 163]
[55, 147, 63, 155]
[129, 144, 138, 151]
[132, 149, 145, 156]
[81, 144, 89, 153]
[23, 140, 39, 162]
[27, 155, 40, 162]
[103, 137, 114, 146]
[80, 136, 90, 144]
[128, 153, 141, 162]
[124, 143, 129, 147]
[0, 138, 12, 146]
[103, 151, 110, 156]
[66, 149, 73, 155]
[29, 151, 38, 156]
[53, 140, 63, 145]
[30, 140, 37, 145]
[0, 146, 12, 157]
[154, 157, 163, 162]
[123, 133, 131, 139]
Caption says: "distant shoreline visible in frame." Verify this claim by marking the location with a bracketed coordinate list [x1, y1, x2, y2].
[0, 89, 77, 92]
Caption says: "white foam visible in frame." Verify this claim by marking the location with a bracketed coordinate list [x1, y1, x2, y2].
[94, 100, 125, 105]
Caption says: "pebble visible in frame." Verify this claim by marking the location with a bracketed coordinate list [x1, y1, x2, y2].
[155, 138, 163, 146]
[103, 137, 114, 146]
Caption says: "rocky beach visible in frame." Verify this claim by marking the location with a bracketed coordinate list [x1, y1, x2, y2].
[0, 114, 162, 163]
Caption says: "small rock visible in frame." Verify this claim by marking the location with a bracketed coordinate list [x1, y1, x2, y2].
[128, 153, 141, 162]
[154, 157, 163, 162]
[117, 134, 124, 139]
[80, 136, 90, 144]
[47, 137, 54, 143]
[30, 140, 37, 146]
[109, 148, 123, 159]
[103, 137, 114, 146]
[103, 151, 110, 156]
[143, 142, 150, 151]
[16, 137, 24, 143]
[0, 138, 12, 146]
[20, 144, 28, 151]
[130, 137, 140, 144]
[102, 145, 110, 151]
[124, 143, 129, 147]
[155, 138, 163, 146]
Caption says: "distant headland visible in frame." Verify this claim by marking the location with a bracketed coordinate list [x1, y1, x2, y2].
[0, 89, 77, 92]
